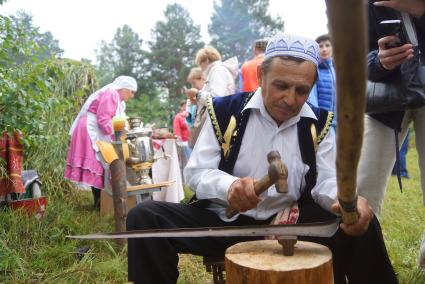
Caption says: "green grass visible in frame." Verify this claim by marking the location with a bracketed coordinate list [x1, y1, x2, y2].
[0, 189, 127, 283]
[381, 148, 425, 284]
[0, 147, 424, 283]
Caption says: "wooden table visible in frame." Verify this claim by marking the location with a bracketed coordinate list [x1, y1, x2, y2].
[100, 180, 175, 216]
[152, 138, 185, 203]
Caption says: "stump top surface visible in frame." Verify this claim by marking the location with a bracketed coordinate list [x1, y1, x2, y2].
[225, 240, 332, 272]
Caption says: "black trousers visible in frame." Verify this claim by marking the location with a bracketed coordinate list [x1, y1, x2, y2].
[127, 200, 398, 284]
[91, 187, 101, 209]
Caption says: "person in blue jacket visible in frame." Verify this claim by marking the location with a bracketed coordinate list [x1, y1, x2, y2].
[308, 34, 337, 129]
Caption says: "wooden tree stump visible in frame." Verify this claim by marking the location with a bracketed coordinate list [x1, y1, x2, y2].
[225, 240, 333, 284]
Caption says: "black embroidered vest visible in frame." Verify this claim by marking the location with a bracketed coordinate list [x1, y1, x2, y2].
[207, 92, 334, 204]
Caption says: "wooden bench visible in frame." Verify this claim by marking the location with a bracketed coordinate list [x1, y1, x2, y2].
[203, 256, 225, 284]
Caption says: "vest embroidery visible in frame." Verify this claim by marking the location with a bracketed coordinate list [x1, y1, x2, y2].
[317, 112, 334, 144]
[222, 115, 237, 159]
[207, 95, 223, 143]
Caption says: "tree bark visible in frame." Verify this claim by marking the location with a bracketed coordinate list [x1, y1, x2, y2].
[110, 142, 128, 248]
[326, 0, 368, 224]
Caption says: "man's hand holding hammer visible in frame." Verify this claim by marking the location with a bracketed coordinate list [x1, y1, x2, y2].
[226, 151, 288, 218]
[227, 177, 262, 214]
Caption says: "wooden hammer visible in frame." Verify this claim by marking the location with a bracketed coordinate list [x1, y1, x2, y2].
[226, 151, 288, 219]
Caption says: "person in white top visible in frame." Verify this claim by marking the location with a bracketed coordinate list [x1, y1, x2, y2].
[185, 46, 238, 148]
[186, 46, 238, 99]
[126, 34, 397, 284]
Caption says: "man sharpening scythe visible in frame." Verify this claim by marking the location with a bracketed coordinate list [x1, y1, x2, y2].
[67, 2, 401, 283]
[125, 31, 398, 283]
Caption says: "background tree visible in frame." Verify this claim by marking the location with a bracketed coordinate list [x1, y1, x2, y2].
[208, 0, 284, 63]
[148, 3, 204, 122]
[95, 24, 145, 86]
[95, 24, 168, 126]
[0, 13, 65, 148]
[8, 11, 63, 63]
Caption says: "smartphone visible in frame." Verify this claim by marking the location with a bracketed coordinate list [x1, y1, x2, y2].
[379, 20, 408, 48]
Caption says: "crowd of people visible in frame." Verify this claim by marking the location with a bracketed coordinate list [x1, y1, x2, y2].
[63, 1, 425, 283]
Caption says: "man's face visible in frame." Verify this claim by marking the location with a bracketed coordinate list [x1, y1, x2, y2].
[319, 40, 332, 60]
[258, 57, 316, 125]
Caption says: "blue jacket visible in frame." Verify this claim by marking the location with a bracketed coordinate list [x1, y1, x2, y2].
[316, 58, 337, 113]
[309, 58, 337, 128]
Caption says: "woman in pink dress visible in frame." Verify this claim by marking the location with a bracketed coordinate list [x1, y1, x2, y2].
[64, 76, 137, 209]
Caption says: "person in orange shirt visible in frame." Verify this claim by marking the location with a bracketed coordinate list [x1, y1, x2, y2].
[240, 38, 268, 92]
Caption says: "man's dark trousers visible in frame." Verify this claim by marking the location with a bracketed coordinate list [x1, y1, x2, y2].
[127, 200, 398, 284]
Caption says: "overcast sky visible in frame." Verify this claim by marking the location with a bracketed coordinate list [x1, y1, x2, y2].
[0, 0, 328, 62]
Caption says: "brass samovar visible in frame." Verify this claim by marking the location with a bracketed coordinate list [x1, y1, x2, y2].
[125, 117, 155, 185]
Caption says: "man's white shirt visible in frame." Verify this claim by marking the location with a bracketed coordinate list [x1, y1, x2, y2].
[184, 89, 337, 222]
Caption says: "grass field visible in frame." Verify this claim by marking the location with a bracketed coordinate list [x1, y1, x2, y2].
[381, 148, 425, 284]
[1, 147, 425, 283]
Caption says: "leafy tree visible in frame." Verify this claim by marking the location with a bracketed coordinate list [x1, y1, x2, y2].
[95, 25, 167, 125]
[125, 92, 169, 128]
[8, 11, 63, 63]
[209, 0, 284, 62]
[148, 3, 204, 121]
[0, 13, 94, 149]
[0, 14, 98, 189]
[25, 59, 98, 186]
[96, 25, 144, 86]
[0, 14, 53, 147]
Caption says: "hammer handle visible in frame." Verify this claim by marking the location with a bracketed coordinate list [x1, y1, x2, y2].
[225, 175, 274, 219]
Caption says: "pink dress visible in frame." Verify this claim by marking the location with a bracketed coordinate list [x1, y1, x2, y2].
[64, 90, 122, 189]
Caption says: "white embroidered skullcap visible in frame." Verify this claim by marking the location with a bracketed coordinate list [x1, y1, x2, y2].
[265, 34, 320, 67]
[113, 76, 138, 92]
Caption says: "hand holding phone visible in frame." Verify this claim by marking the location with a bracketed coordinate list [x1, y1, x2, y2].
[379, 20, 408, 48]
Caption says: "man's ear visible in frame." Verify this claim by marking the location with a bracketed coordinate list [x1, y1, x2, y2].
[257, 65, 263, 86]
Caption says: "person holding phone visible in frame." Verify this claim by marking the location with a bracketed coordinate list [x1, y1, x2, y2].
[379, 19, 409, 48]
[184, 47, 238, 148]
[358, 0, 425, 268]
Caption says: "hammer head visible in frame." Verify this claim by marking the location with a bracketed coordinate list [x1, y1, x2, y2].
[267, 151, 288, 193]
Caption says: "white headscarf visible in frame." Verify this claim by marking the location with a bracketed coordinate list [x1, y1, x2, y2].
[69, 76, 137, 135]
